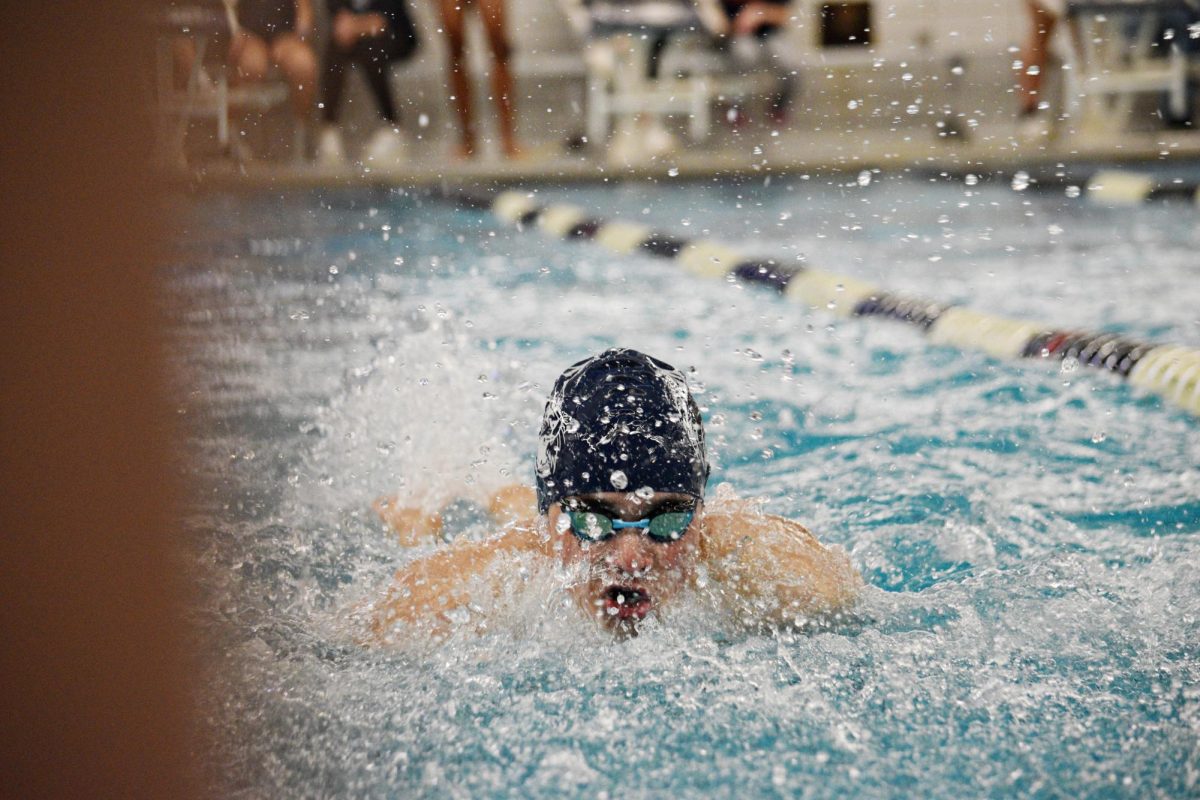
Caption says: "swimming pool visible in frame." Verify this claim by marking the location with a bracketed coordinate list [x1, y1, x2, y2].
[170, 175, 1200, 797]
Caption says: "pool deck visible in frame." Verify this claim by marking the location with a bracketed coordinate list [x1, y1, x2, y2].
[177, 123, 1200, 192]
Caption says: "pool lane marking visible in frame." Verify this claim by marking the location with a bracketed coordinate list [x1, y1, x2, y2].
[1087, 170, 1200, 206]
[597, 222, 653, 253]
[482, 190, 1200, 417]
[678, 241, 747, 279]
[537, 204, 589, 237]
[930, 308, 1048, 361]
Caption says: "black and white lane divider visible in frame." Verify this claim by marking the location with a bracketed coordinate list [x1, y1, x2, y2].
[479, 189, 1200, 418]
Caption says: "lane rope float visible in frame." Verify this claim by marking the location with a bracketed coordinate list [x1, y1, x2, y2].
[466, 189, 1200, 418]
[1086, 170, 1200, 206]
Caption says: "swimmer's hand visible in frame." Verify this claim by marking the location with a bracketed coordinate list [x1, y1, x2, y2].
[698, 512, 863, 628]
[373, 484, 538, 546]
[372, 496, 443, 546]
[486, 485, 537, 528]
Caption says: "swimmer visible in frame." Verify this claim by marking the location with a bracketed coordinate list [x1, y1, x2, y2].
[367, 348, 862, 640]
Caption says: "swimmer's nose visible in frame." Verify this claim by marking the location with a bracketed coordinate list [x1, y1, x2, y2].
[607, 530, 652, 576]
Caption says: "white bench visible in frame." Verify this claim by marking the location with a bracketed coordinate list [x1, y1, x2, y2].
[1065, 0, 1199, 129]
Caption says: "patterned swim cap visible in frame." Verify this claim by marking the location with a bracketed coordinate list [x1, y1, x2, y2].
[535, 348, 709, 513]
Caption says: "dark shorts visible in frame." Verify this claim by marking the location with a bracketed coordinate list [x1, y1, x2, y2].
[720, 0, 786, 37]
[330, 0, 419, 63]
[238, 0, 296, 41]
[350, 31, 417, 64]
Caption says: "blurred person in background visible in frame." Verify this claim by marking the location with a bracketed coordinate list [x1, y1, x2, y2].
[436, 0, 522, 158]
[169, 0, 319, 157]
[226, 0, 319, 147]
[711, 0, 796, 126]
[1016, 0, 1061, 139]
[1154, 3, 1199, 128]
[315, 0, 421, 167]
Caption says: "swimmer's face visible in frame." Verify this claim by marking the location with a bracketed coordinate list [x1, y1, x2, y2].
[549, 491, 701, 633]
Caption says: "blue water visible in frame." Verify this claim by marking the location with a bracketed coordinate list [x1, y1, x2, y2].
[169, 176, 1200, 798]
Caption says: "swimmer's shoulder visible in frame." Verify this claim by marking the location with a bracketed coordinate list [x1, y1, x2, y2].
[698, 507, 820, 561]
[490, 518, 554, 559]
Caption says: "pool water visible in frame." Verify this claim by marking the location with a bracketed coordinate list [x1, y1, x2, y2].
[169, 176, 1200, 798]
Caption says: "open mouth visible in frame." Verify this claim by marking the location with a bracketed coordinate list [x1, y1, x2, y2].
[602, 585, 652, 621]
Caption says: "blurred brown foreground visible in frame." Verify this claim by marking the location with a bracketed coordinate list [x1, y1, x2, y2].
[0, 3, 196, 798]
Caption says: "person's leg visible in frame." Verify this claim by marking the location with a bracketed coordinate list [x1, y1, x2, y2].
[646, 30, 669, 80]
[171, 37, 197, 89]
[314, 35, 351, 164]
[760, 33, 795, 123]
[229, 31, 271, 85]
[1019, 0, 1057, 116]
[479, 0, 520, 157]
[439, 0, 476, 157]
[357, 43, 401, 124]
[321, 39, 351, 124]
[270, 33, 318, 119]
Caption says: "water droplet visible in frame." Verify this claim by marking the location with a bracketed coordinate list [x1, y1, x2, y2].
[1011, 171, 1030, 191]
[857, 170, 871, 187]
[1091, 431, 1107, 443]
[634, 486, 654, 501]
[610, 470, 628, 490]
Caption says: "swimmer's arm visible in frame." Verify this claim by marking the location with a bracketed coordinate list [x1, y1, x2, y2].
[366, 524, 548, 643]
[698, 513, 862, 626]
[373, 484, 537, 546]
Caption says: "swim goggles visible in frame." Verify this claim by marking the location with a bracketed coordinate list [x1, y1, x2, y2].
[561, 501, 696, 543]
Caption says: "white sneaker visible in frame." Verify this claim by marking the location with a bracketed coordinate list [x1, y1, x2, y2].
[607, 116, 678, 166]
[1017, 113, 1054, 143]
[606, 116, 641, 166]
[362, 126, 407, 168]
[643, 117, 678, 159]
[316, 126, 346, 167]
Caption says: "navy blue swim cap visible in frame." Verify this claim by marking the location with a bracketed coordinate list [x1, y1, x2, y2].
[535, 348, 710, 513]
